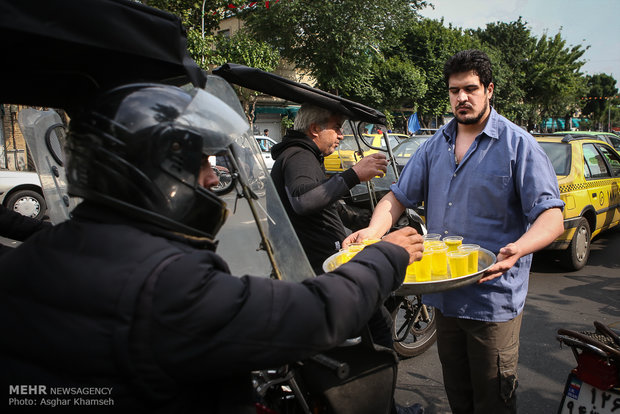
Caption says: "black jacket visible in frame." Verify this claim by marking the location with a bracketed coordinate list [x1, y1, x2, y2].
[270, 130, 361, 273]
[0, 201, 408, 412]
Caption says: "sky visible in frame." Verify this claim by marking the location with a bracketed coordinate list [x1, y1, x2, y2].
[419, 0, 620, 91]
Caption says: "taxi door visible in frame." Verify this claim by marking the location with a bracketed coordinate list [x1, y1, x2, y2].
[582, 143, 620, 230]
[596, 143, 620, 224]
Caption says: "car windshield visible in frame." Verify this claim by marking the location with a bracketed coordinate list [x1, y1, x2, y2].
[394, 137, 429, 157]
[338, 135, 359, 151]
[538, 142, 571, 176]
[385, 134, 407, 149]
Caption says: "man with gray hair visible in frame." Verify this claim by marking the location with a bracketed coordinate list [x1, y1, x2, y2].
[270, 103, 388, 274]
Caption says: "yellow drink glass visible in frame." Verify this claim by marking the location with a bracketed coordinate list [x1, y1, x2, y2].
[404, 262, 416, 283]
[414, 250, 432, 282]
[458, 244, 480, 274]
[423, 233, 441, 242]
[443, 236, 463, 252]
[448, 251, 469, 278]
[429, 243, 448, 277]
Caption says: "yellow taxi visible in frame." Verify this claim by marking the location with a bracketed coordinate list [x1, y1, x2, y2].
[324, 133, 408, 173]
[536, 134, 620, 270]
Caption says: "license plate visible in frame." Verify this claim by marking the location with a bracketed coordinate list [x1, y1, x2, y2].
[558, 373, 620, 414]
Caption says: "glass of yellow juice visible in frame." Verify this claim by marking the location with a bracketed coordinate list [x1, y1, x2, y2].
[458, 244, 480, 274]
[429, 243, 448, 277]
[404, 262, 416, 283]
[443, 235, 463, 252]
[448, 251, 469, 278]
[415, 250, 432, 282]
[362, 238, 381, 246]
[423, 233, 441, 242]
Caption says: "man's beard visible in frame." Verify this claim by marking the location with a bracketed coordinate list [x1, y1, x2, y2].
[455, 99, 488, 125]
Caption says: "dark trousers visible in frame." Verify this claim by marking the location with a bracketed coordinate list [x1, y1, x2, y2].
[436, 310, 522, 414]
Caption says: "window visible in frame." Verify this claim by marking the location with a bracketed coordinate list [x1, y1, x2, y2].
[583, 143, 609, 179]
[538, 142, 571, 176]
[596, 144, 620, 177]
[607, 135, 620, 152]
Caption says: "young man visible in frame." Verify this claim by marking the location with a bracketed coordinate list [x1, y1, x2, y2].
[345, 50, 565, 413]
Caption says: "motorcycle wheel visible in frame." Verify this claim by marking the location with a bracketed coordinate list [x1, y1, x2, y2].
[391, 295, 437, 359]
[211, 167, 235, 195]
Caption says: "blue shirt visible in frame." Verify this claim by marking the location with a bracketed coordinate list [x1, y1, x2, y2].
[391, 108, 564, 322]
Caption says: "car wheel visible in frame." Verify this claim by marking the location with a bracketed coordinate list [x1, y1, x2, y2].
[5, 190, 47, 220]
[562, 217, 590, 271]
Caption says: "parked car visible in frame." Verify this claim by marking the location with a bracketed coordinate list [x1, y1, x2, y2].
[392, 135, 432, 173]
[0, 169, 46, 219]
[254, 135, 277, 170]
[535, 135, 620, 270]
[324, 133, 408, 173]
[554, 131, 620, 153]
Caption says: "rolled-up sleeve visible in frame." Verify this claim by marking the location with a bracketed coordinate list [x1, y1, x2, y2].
[515, 136, 565, 223]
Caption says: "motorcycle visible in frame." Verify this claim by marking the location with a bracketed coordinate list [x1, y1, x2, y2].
[556, 321, 620, 414]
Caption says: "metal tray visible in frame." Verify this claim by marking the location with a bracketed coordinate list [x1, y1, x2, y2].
[323, 247, 496, 295]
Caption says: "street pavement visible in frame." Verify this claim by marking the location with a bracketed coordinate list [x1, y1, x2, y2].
[394, 227, 620, 414]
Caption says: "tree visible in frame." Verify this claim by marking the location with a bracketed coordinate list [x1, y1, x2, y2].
[396, 18, 475, 127]
[240, 0, 428, 97]
[472, 18, 535, 124]
[523, 32, 587, 132]
[211, 29, 281, 124]
[145, 0, 267, 68]
[582, 73, 619, 131]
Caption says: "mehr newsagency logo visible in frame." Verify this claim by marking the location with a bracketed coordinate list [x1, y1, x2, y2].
[8, 385, 114, 408]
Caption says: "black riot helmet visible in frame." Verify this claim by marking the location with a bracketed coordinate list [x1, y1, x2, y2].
[65, 83, 250, 239]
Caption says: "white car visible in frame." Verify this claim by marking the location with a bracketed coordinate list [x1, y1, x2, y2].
[0, 169, 46, 219]
[255, 135, 277, 170]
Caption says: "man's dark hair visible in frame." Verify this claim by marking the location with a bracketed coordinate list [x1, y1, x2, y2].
[443, 49, 493, 88]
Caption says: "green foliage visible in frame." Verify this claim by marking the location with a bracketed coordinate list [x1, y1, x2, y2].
[210, 30, 280, 70]
[211, 29, 280, 123]
[467, 19, 588, 130]
[281, 115, 294, 131]
[144, 2, 615, 131]
[146, 0, 238, 32]
[583, 73, 619, 128]
[396, 18, 475, 125]
[471, 18, 533, 122]
[345, 56, 427, 113]
[241, 0, 427, 95]
[525, 32, 587, 127]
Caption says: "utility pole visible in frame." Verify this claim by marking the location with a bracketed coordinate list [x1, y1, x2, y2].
[201, 0, 207, 66]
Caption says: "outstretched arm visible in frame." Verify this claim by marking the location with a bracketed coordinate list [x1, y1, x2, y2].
[480, 207, 564, 282]
[343, 191, 406, 247]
